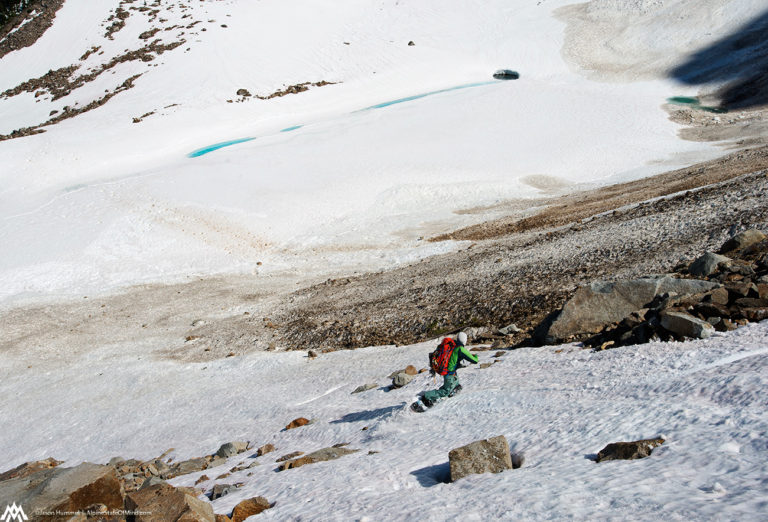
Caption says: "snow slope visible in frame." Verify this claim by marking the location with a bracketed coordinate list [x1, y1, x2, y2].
[1, 0, 763, 304]
[1, 322, 767, 519]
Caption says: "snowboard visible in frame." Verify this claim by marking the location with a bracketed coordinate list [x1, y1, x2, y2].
[409, 385, 462, 413]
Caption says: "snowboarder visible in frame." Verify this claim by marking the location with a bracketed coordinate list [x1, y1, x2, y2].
[418, 331, 478, 409]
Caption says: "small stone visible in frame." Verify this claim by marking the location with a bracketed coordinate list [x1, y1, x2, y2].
[256, 444, 275, 456]
[277, 446, 358, 471]
[275, 451, 304, 462]
[194, 474, 210, 485]
[392, 372, 415, 388]
[352, 383, 378, 394]
[236, 88, 251, 97]
[497, 323, 520, 335]
[407, 40, 415, 46]
[596, 438, 665, 462]
[216, 441, 249, 459]
[210, 483, 234, 500]
[285, 417, 311, 430]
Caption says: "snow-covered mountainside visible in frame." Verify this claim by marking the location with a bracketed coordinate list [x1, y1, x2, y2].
[2, 0, 768, 519]
[1, 0, 762, 303]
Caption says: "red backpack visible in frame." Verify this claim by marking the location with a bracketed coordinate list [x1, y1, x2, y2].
[430, 337, 456, 376]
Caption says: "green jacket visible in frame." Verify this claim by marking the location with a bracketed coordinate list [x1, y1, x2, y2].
[447, 343, 478, 374]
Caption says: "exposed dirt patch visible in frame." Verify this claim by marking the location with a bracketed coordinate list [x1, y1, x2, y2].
[431, 146, 768, 242]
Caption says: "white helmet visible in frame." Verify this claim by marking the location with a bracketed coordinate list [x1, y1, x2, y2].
[456, 332, 468, 346]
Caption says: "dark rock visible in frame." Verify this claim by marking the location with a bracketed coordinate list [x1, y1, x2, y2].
[352, 383, 378, 394]
[718, 229, 766, 254]
[694, 302, 731, 318]
[407, 40, 415, 46]
[231, 497, 272, 521]
[744, 308, 768, 322]
[660, 311, 715, 339]
[285, 417, 311, 430]
[734, 297, 768, 309]
[449, 436, 514, 482]
[277, 446, 359, 471]
[493, 69, 520, 80]
[236, 88, 251, 97]
[596, 438, 665, 462]
[125, 483, 214, 521]
[707, 287, 730, 305]
[545, 276, 717, 342]
[688, 252, 731, 277]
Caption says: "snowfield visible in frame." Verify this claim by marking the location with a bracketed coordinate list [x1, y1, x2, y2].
[2, 0, 761, 304]
[1, 322, 767, 519]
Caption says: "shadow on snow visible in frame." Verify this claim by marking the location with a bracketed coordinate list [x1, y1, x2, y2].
[669, 8, 768, 109]
[330, 403, 404, 424]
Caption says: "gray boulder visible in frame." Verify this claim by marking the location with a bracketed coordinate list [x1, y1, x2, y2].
[660, 311, 715, 339]
[392, 372, 415, 388]
[216, 441, 249, 459]
[0, 462, 124, 517]
[448, 436, 513, 482]
[689, 252, 731, 277]
[545, 276, 718, 342]
[719, 229, 766, 254]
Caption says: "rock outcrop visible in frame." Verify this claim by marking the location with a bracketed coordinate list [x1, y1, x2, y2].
[448, 436, 514, 482]
[277, 445, 358, 471]
[0, 462, 124, 520]
[544, 275, 717, 343]
[125, 482, 215, 522]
